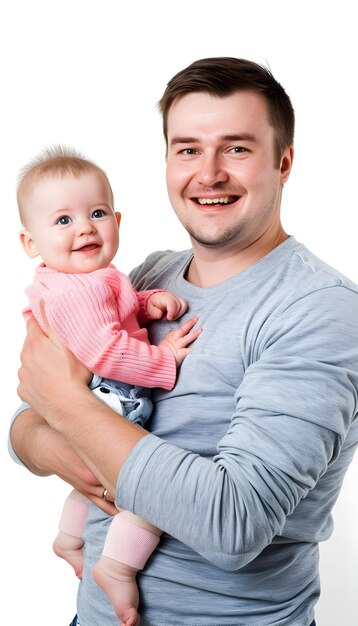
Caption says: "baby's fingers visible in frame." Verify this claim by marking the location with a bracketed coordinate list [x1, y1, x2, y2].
[171, 316, 199, 337]
[175, 297, 188, 319]
[166, 297, 188, 321]
[180, 326, 202, 348]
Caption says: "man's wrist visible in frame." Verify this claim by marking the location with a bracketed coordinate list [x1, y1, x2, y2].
[43, 384, 93, 432]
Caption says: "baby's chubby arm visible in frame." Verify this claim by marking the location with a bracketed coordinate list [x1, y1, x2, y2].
[145, 291, 188, 321]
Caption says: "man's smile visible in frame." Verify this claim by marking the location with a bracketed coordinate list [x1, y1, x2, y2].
[192, 196, 241, 206]
[195, 196, 239, 206]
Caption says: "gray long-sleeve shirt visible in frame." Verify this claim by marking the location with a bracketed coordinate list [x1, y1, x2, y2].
[10, 237, 358, 625]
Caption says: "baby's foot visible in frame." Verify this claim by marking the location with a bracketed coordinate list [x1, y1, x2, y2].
[53, 535, 84, 579]
[93, 556, 139, 626]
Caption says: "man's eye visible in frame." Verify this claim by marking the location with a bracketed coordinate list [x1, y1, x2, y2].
[180, 148, 198, 155]
[56, 216, 71, 225]
[231, 146, 247, 153]
[92, 209, 105, 218]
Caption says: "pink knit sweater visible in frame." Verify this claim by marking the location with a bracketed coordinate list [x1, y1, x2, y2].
[25, 264, 176, 390]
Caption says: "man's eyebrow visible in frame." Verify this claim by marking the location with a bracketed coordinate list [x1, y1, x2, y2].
[169, 137, 199, 146]
[221, 133, 257, 143]
[169, 133, 257, 146]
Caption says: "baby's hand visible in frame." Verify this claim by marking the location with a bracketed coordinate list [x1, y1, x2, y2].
[160, 317, 202, 367]
[146, 291, 188, 321]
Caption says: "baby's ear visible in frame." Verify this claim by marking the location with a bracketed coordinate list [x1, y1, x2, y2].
[19, 229, 39, 259]
[115, 212, 121, 228]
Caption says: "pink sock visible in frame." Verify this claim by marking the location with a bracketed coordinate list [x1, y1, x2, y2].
[58, 490, 89, 538]
[102, 515, 160, 570]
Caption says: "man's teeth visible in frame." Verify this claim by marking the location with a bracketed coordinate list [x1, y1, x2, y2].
[197, 197, 231, 205]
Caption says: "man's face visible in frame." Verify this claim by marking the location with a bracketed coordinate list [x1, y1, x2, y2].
[166, 91, 292, 254]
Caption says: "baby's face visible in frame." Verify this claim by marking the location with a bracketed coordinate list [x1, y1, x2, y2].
[21, 171, 120, 273]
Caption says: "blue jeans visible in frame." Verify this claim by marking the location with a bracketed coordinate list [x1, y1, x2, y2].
[89, 375, 152, 426]
[69, 617, 316, 625]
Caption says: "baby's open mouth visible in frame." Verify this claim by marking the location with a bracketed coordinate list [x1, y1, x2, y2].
[73, 243, 100, 252]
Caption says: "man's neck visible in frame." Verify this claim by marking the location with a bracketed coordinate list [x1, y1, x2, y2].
[186, 228, 289, 288]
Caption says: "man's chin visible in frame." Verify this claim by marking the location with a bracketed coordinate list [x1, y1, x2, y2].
[189, 228, 243, 250]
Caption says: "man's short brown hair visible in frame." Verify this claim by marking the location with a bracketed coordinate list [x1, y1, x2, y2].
[158, 57, 294, 167]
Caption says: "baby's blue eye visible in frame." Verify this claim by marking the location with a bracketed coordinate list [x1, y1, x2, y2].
[92, 209, 105, 218]
[57, 215, 71, 225]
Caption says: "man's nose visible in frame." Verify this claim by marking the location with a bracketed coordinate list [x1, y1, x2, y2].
[197, 154, 229, 187]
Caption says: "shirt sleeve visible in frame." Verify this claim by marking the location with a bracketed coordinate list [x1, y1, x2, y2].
[116, 286, 358, 570]
[8, 402, 32, 465]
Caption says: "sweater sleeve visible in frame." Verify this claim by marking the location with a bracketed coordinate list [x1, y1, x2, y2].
[116, 286, 358, 570]
[135, 289, 166, 325]
[29, 277, 176, 390]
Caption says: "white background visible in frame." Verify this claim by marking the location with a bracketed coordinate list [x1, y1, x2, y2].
[1, 1, 357, 624]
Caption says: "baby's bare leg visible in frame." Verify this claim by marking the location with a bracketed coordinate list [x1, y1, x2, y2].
[53, 531, 84, 579]
[53, 489, 88, 579]
[93, 510, 161, 626]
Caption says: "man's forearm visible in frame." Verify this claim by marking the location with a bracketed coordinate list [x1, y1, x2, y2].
[10, 404, 120, 515]
[10, 408, 57, 476]
[38, 385, 149, 497]
[17, 315, 148, 498]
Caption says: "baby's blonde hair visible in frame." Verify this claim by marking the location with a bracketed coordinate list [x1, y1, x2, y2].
[17, 145, 114, 226]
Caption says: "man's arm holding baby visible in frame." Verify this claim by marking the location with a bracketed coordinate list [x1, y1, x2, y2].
[16, 315, 154, 501]
[10, 406, 118, 515]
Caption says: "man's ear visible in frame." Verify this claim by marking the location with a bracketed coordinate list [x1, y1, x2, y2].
[19, 229, 39, 259]
[280, 146, 294, 184]
[115, 212, 121, 228]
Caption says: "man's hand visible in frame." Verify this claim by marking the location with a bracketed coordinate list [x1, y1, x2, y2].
[146, 291, 188, 321]
[18, 306, 91, 417]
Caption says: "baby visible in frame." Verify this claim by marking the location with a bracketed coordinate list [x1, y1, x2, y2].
[17, 146, 201, 626]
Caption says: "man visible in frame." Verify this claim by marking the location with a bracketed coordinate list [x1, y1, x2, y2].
[12, 58, 358, 625]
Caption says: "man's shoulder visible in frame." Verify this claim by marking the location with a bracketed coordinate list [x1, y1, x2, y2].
[273, 241, 358, 326]
[129, 249, 191, 290]
[291, 242, 357, 292]
[139, 249, 190, 269]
